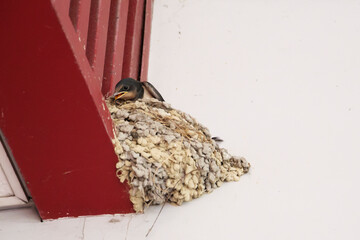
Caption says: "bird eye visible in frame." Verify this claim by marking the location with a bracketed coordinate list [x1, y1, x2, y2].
[122, 86, 129, 91]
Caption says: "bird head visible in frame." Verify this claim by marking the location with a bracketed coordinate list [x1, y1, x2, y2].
[112, 78, 144, 101]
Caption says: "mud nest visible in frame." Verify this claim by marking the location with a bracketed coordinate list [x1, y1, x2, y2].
[106, 98, 250, 212]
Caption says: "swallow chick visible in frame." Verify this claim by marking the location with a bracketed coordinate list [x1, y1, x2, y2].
[112, 78, 164, 102]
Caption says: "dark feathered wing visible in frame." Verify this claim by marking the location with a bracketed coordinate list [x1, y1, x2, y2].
[142, 82, 165, 102]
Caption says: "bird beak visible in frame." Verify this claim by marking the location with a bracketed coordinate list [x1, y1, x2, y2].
[113, 91, 128, 100]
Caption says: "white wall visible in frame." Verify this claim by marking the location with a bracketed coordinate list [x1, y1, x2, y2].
[0, 141, 27, 209]
[148, 1, 360, 239]
[0, 165, 13, 197]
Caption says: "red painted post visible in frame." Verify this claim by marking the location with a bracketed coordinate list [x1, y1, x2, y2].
[69, 0, 92, 50]
[0, 0, 154, 219]
[102, 0, 130, 96]
[52, 0, 111, 135]
[0, 0, 133, 219]
[86, 0, 112, 84]
[121, 0, 145, 80]
[140, 0, 154, 82]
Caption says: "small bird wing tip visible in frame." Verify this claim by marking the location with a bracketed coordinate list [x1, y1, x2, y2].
[212, 137, 224, 143]
[142, 82, 165, 102]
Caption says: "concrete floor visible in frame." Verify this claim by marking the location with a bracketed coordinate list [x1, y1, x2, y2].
[1, 0, 360, 239]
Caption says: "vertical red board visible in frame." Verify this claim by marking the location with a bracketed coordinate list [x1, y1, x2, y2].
[86, 0, 112, 83]
[0, 0, 134, 219]
[69, 0, 92, 51]
[102, 0, 130, 96]
[121, 0, 145, 80]
[140, 0, 154, 82]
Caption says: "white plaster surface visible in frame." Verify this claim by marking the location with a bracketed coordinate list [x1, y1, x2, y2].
[1, 0, 360, 239]
[0, 165, 13, 197]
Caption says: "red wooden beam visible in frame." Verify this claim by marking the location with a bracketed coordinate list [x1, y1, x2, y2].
[0, 0, 133, 219]
[53, 0, 71, 16]
[52, 0, 111, 136]
[102, 0, 130, 97]
[86, 0, 112, 83]
[121, 0, 145, 80]
[140, 0, 154, 82]
[69, 0, 91, 50]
